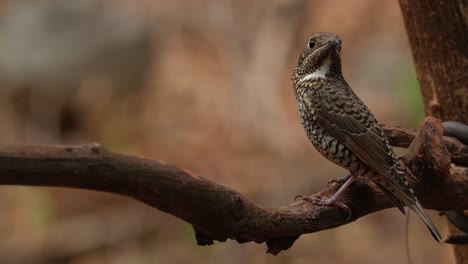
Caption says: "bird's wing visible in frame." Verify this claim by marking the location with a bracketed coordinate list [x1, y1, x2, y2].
[315, 85, 396, 178]
[315, 83, 416, 195]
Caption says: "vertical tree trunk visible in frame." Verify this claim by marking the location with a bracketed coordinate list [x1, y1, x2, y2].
[400, 0, 468, 123]
[399, 0, 468, 263]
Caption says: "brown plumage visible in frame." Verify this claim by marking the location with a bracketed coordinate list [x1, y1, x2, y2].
[292, 32, 441, 241]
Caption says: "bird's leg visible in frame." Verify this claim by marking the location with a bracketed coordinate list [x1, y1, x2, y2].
[327, 173, 352, 187]
[300, 174, 357, 220]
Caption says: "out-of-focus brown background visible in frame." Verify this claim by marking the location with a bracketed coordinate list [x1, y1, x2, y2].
[0, 0, 453, 263]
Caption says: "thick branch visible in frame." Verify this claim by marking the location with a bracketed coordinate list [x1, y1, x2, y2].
[0, 117, 466, 254]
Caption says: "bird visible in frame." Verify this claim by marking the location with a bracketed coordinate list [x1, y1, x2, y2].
[291, 32, 441, 241]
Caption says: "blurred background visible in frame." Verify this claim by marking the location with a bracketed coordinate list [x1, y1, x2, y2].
[0, 0, 453, 263]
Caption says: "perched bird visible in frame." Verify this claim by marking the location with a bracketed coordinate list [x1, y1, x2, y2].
[292, 32, 441, 241]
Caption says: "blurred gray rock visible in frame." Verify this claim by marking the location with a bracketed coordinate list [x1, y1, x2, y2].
[0, 0, 154, 142]
[0, 0, 152, 90]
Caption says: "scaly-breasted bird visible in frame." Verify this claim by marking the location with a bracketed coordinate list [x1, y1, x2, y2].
[292, 32, 441, 241]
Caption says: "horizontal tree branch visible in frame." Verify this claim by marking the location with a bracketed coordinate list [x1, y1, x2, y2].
[0, 117, 467, 254]
[381, 123, 468, 165]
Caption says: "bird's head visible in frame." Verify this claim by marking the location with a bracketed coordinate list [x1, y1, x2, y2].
[293, 32, 343, 83]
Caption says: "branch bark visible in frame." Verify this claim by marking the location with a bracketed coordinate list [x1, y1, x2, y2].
[0, 117, 467, 255]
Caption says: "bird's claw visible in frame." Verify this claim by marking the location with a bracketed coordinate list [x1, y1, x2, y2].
[298, 194, 352, 221]
[294, 194, 305, 201]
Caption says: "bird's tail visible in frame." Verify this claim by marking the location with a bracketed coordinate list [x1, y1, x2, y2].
[407, 198, 442, 242]
[373, 170, 442, 242]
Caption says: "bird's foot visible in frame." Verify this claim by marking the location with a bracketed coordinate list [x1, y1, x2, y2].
[297, 194, 352, 221]
[327, 174, 352, 187]
[296, 174, 356, 221]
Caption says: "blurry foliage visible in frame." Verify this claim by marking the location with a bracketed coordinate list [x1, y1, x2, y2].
[396, 63, 426, 127]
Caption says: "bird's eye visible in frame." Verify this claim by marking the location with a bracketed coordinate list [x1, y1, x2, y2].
[308, 39, 315, 49]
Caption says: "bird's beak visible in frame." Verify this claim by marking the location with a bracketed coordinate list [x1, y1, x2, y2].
[330, 39, 341, 46]
[329, 39, 341, 52]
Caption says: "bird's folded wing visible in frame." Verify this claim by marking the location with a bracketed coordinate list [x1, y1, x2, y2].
[320, 113, 394, 174]
[314, 86, 412, 190]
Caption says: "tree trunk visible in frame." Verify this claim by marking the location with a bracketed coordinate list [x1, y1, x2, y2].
[399, 0, 468, 263]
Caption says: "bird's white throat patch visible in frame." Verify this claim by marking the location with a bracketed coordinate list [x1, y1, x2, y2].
[300, 57, 331, 82]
